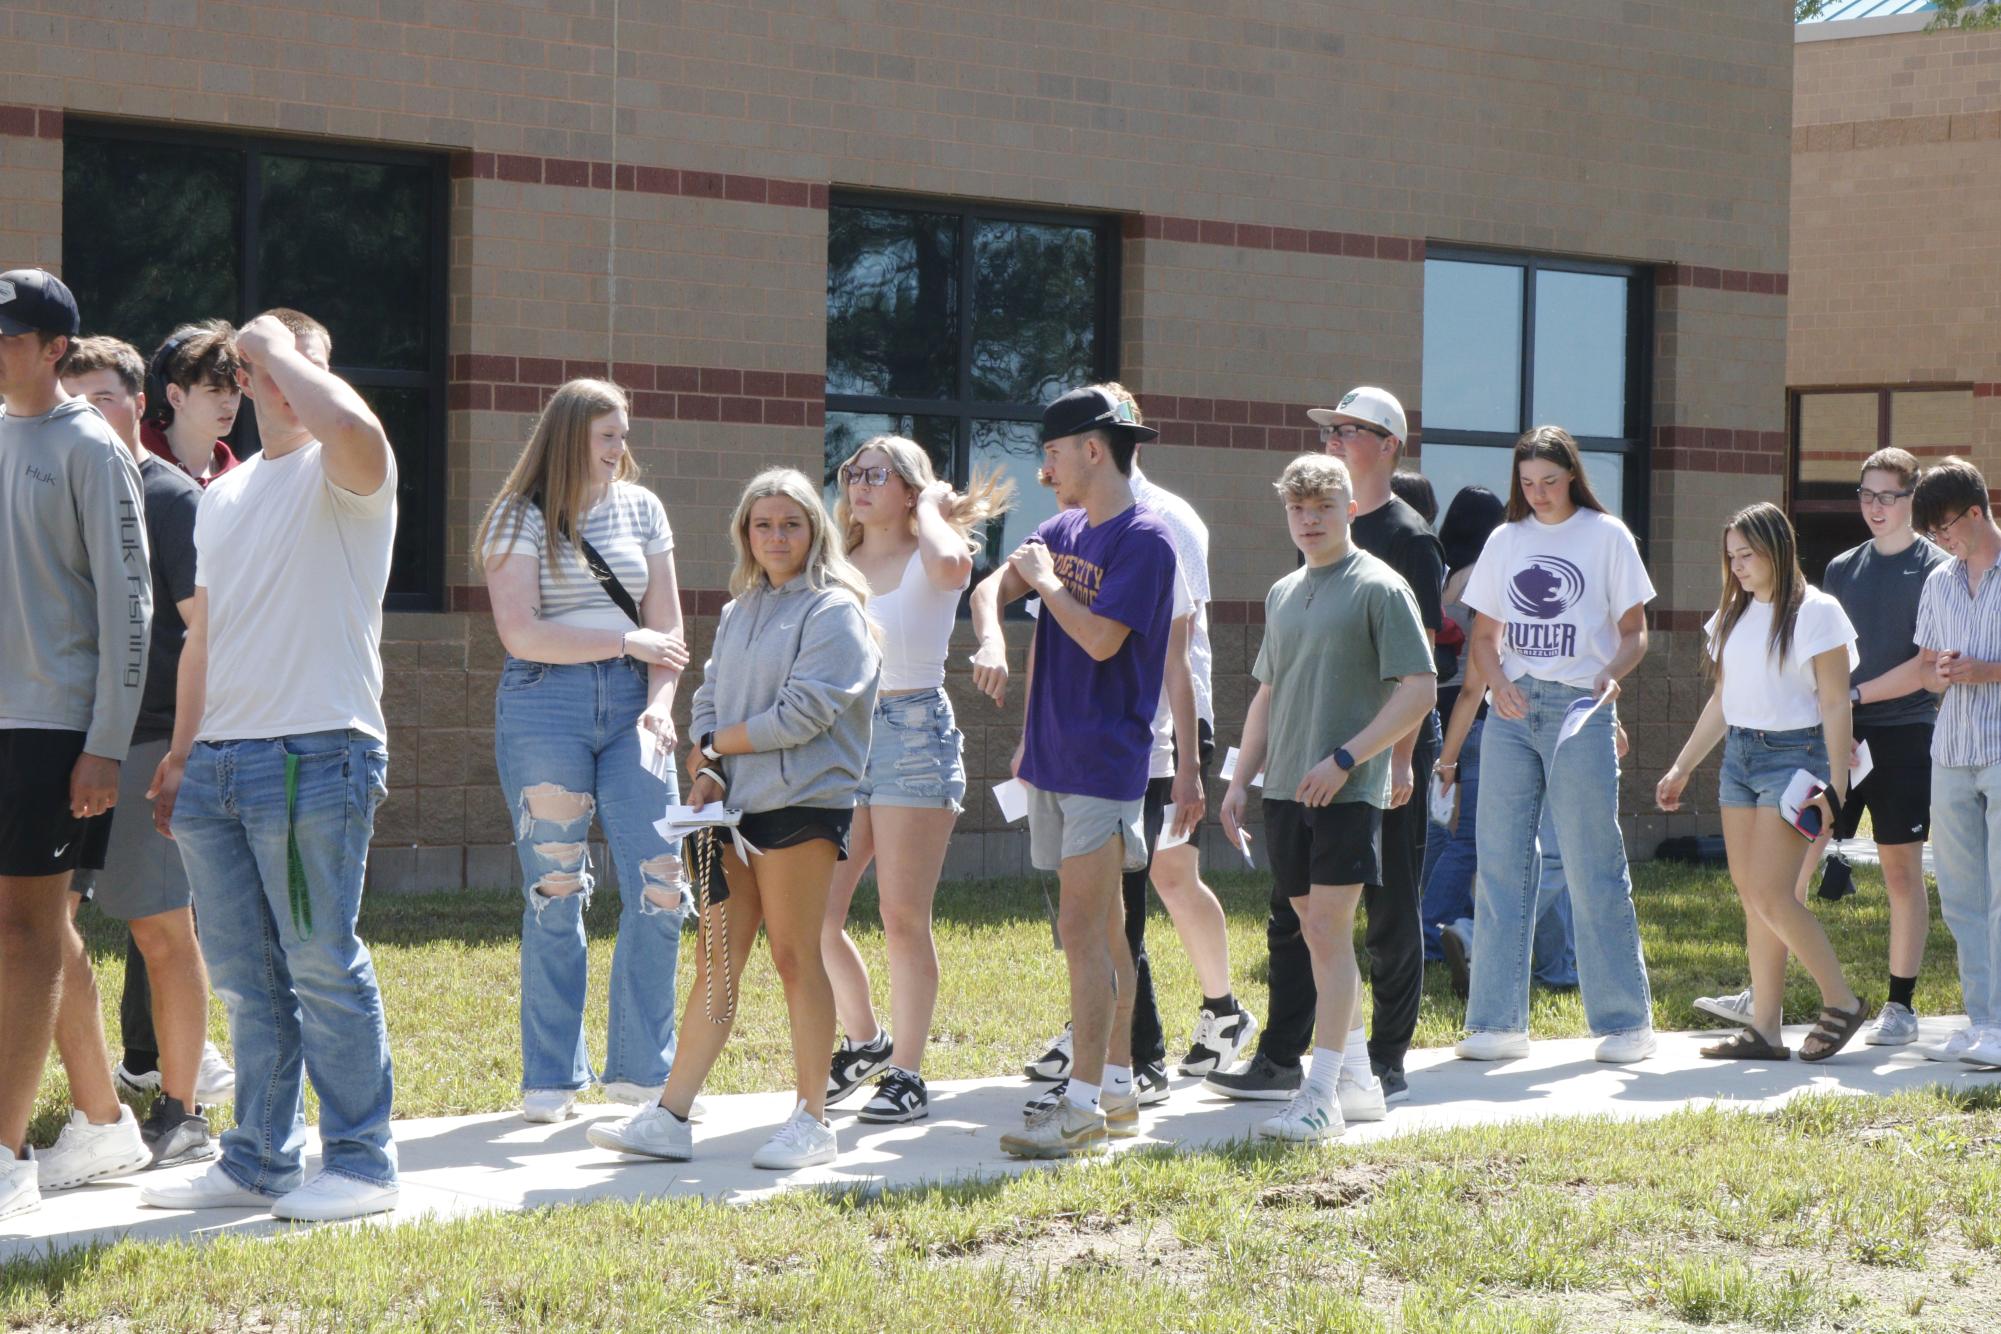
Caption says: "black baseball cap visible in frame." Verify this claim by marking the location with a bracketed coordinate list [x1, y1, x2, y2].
[1039, 385, 1159, 445]
[0, 269, 81, 337]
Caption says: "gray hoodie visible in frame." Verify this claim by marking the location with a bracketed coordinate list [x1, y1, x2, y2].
[0, 397, 151, 760]
[690, 577, 880, 813]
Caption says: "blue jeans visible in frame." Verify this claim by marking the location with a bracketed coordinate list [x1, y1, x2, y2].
[1530, 803, 1579, 989]
[1466, 677, 1651, 1036]
[1421, 717, 1482, 959]
[172, 730, 396, 1192]
[1931, 760, 2001, 1028]
[495, 657, 685, 1093]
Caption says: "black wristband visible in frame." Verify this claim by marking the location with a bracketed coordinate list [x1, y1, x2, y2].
[1333, 746, 1356, 772]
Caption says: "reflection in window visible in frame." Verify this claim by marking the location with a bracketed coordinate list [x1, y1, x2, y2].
[970, 220, 1098, 403]
[822, 411, 955, 512]
[1532, 270, 1626, 439]
[826, 207, 959, 400]
[1796, 392, 1879, 484]
[969, 419, 1057, 579]
[1421, 260, 1521, 433]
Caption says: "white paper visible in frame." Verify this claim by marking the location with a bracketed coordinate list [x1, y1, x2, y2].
[992, 778, 1029, 824]
[1554, 686, 1615, 749]
[637, 722, 674, 782]
[1219, 746, 1264, 788]
[1849, 739, 1873, 788]
[1234, 826, 1255, 869]
[1778, 769, 1828, 839]
[1155, 822, 1191, 852]
[653, 802, 743, 844]
[1427, 770, 1458, 829]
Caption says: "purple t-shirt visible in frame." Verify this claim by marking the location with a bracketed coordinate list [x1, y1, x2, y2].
[1019, 503, 1179, 801]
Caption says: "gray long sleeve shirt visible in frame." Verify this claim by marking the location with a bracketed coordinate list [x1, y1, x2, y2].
[0, 397, 152, 760]
[690, 577, 880, 812]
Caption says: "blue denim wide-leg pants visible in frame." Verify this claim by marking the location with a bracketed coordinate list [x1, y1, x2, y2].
[1465, 677, 1652, 1037]
[495, 656, 685, 1093]
[172, 729, 397, 1193]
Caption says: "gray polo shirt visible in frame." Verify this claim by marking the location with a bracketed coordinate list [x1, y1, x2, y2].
[1821, 536, 1947, 729]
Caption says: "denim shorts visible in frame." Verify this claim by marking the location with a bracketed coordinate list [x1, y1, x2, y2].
[857, 687, 965, 812]
[1719, 725, 1829, 810]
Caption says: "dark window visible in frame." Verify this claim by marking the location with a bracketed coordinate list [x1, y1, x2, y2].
[61, 123, 449, 610]
[1418, 248, 1652, 543]
[825, 193, 1120, 583]
[1788, 385, 1973, 577]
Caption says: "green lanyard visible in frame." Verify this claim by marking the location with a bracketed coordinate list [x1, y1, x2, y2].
[284, 753, 314, 940]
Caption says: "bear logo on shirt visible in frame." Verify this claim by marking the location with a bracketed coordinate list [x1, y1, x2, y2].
[1508, 556, 1584, 621]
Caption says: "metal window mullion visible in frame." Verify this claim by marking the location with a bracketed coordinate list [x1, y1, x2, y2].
[1518, 258, 1538, 432]
[956, 203, 978, 489]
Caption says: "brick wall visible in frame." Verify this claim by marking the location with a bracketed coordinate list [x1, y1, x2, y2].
[0, 1, 1796, 887]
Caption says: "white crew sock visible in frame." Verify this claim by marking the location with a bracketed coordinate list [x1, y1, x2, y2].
[1305, 1046, 1342, 1102]
[1102, 1064, 1133, 1097]
[1066, 1078, 1100, 1112]
[1342, 1026, 1371, 1074]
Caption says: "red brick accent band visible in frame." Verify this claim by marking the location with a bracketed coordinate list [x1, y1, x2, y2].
[1655, 264, 1787, 297]
[0, 104, 63, 139]
[449, 354, 826, 428]
[1652, 425, 1785, 476]
[1974, 383, 2001, 398]
[1123, 213, 1423, 262]
[1145, 395, 1422, 454]
[450, 151, 828, 210]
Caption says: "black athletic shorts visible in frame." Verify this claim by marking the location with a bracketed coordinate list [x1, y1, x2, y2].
[0, 729, 115, 878]
[1833, 722, 1933, 846]
[738, 805, 854, 860]
[1263, 796, 1382, 900]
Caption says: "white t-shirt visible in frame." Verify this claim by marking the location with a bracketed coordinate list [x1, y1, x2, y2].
[1132, 474, 1214, 724]
[1463, 508, 1656, 690]
[195, 441, 397, 742]
[1705, 587, 1859, 731]
[482, 484, 673, 633]
[869, 548, 968, 691]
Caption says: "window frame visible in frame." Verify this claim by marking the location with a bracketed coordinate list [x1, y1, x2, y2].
[824, 188, 1123, 490]
[61, 118, 452, 612]
[1419, 244, 1655, 547]
[1786, 383, 1975, 516]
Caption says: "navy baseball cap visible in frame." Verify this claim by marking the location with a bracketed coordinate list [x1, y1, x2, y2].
[1039, 385, 1159, 445]
[0, 269, 81, 337]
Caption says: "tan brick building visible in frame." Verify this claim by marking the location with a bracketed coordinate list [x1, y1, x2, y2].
[0, 1, 1796, 888]
[1790, 10, 2001, 570]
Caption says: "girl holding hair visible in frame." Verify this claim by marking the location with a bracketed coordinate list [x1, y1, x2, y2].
[1456, 428, 1657, 1063]
[1656, 503, 1869, 1061]
[821, 437, 1013, 1123]
[592, 467, 881, 1169]
[478, 379, 693, 1123]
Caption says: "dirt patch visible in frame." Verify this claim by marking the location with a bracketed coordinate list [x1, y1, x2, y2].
[1257, 1162, 1396, 1211]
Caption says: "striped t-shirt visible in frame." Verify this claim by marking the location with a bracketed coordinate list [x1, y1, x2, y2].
[483, 484, 674, 631]
[1913, 557, 2001, 768]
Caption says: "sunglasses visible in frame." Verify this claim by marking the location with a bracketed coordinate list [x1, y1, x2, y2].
[841, 465, 894, 488]
[1856, 486, 1913, 506]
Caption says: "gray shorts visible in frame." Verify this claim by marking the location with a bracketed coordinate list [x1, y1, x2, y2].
[1025, 782, 1148, 873]
[75, 740, 193, 921]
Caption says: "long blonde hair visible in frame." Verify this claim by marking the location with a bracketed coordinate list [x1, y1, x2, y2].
[832, 435, 1016, 555]
[475, 379, 634, 576]
[729, 467, 874, 606]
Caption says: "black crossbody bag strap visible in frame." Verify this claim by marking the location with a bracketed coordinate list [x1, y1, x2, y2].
[578, 535, 642, 627]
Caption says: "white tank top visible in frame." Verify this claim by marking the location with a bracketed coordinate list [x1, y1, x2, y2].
[868, 549, 966, 691]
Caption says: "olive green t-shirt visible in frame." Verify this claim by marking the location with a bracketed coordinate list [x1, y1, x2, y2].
[1252, 547, 1434, 807]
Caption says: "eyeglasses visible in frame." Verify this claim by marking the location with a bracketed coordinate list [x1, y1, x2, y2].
[1318, 423, 1389, 442]
[841, 465, 893, 488]
[1856, 486, 1913, 506]
[1925, 508, 1972, 544]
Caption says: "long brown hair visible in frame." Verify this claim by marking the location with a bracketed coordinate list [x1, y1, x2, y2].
[475, 379, 635, 577]
[1503, 425, 1611, 523]
[832, 435, 1016, 555]
[1705, 501, 1805, 683]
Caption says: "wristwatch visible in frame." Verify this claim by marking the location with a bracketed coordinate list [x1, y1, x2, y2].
[700, 731, 723, 762]
[1333, 747, 1356, 772]
[1849, 686, 1862, 705]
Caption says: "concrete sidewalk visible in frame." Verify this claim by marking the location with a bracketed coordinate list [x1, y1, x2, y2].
[7, 1017, 1996, 1260]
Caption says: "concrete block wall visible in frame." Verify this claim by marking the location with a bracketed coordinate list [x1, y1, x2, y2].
[0, 0, 1796, 888]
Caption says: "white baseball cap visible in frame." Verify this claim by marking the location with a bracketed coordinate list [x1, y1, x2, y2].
[1307, 386, 1406, 443]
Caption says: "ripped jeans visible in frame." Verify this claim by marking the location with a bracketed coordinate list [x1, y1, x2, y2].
[495, 656, 686, 1093]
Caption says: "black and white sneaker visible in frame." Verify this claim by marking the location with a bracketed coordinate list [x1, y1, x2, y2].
[1136, 1060, 1172, 1105]
[1023, 1024, 1073, 1082]
[1178, 1004, 1260, 1077]
[826, 1031, 892, 1105]
[1024, 1078, 1068, 1118]
[1201, 1052, 1302, 1101]
[139, 1096, 216, 1169]
[857, 1069, 928, 1123]
[1371, 1061, 1409, 1104]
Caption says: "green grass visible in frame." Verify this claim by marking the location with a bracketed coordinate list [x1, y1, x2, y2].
[13, 858, 1986, 1330]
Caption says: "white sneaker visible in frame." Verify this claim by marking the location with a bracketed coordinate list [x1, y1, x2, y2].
[1595, 1028, 1658, 1064]
[1456, 1030, 1530, 1061]
[1336, 1068, 1386, 1123]
[1864, 1002, 1920, 1046]
[1692, 987, 1755, 1026]
[1255, 1088, 1344, 1143]
[750, 1100, 837, 1170]
[599, 1080, 665, 1105]
[271, 1170, 399, 1222]
[195, 1042, 236, 1104]
[1961, 1026, 2001, 1071]
[587, 1102, 693, 1160]
[1024, 1024, 1074, 1081]
[39, 1107, 150, 1191]
[0, 1148, 39, 1220]
[1916, 1027, 1979, 1063]
[139, 1161, 278, 1210]
[999, 1099, 1106, 1159]
[521, 1089, 578, 1123]
[113, 1062, 162, 1097]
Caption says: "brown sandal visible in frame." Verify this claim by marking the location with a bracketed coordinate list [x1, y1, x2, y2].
[1799, 997, 1871, 1063]
[1700, 1028, 1790, 1061]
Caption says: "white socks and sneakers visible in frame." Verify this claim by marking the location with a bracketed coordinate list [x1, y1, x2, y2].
[38, 1106, 149, 1191]
[1337, 1027, 1386, 1122]
[1257, 1046, 1346, 1142]
[138, 1163, 397, 1221]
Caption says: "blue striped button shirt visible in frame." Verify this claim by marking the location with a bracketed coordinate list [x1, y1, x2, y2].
[1913, 558, 2001, 768]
